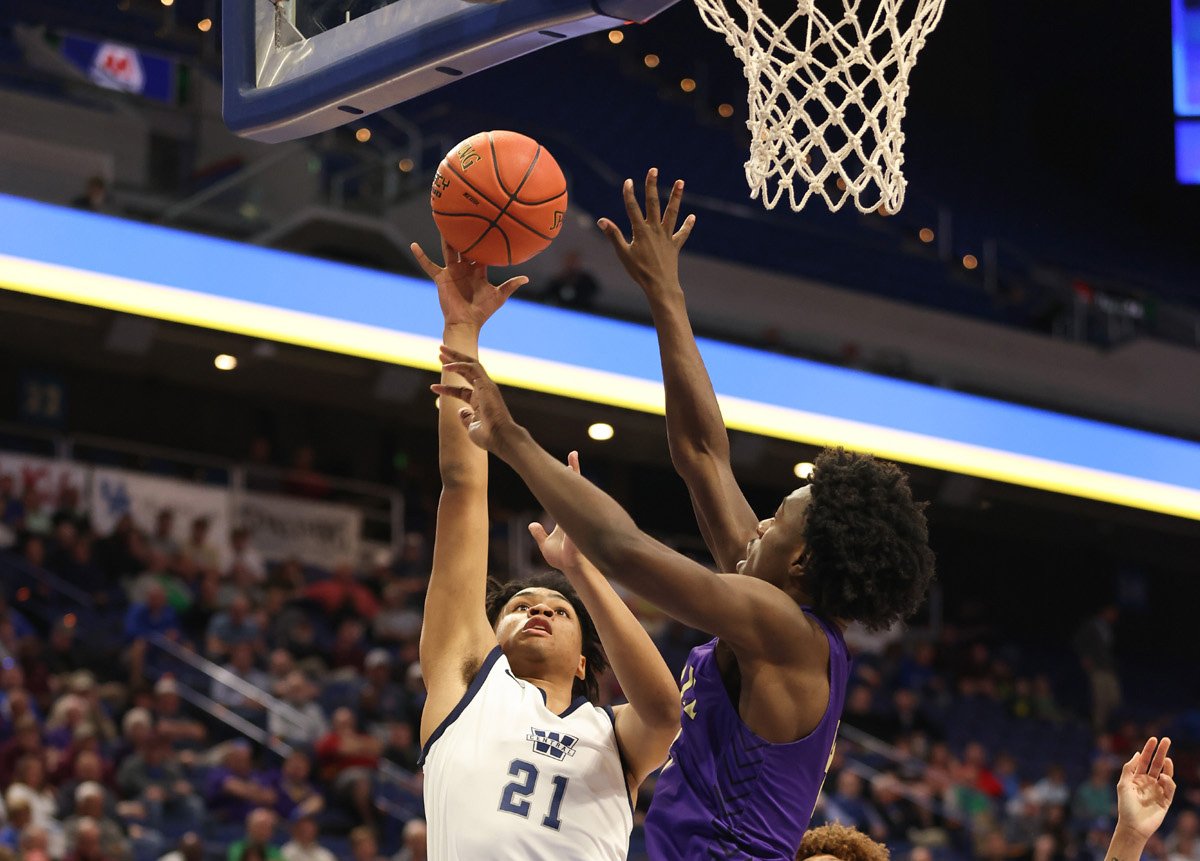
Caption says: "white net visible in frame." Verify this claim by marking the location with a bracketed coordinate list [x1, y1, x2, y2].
[694, 0, 946, 214]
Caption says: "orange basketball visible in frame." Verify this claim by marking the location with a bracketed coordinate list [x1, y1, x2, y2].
[430, 131, 567, 266]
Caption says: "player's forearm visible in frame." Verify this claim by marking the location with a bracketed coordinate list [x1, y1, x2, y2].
[1103, 823, 1149, 861]
[562, 558, 678, 724]
[644, 284, 732, 469]
[439, 323, 486, 486]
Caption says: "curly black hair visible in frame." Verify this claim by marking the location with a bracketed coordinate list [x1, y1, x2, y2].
[485, 571, 608, 703]
[796, 824, 890, 861]
[803, 447, 935, 632]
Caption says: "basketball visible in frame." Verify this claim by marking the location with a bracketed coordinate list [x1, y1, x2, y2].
[430, 130, 568, 266]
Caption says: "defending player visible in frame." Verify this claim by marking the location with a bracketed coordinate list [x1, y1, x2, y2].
[434, 174, 935, 858]
[595, 170, 937, 858]
[411, 240, 678, 861]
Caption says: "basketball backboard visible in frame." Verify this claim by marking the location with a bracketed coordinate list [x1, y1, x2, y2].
[223, 0, 680, 143]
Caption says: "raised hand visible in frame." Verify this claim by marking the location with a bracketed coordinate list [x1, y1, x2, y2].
[411, 237, 527, 329]
[430, 345, 518, 453]
[1116, 737, 1175, 840]
[598, 168, 696, 290]
[528, 451, 585, 573]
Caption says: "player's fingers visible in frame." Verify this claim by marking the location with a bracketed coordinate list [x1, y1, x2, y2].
[440, 236, 461, 266]
[528, 522, 548, 546]
[1160, 773, 1177, 804]
[662, 179, 684, 230]
[1150, 738, 1172, 779]
[1136, 737, 1158, 775]
[622, 179, 644, 231]
[597, 219, 633, 260]
[410, 243, 443, 279]
[458, 408, 474, 430]
[644, 168, 662, 223]
[674, 213, 697, 248]
[439, 344, 478, 365]
[567, 450, 580, 474]
[496, 276, 529, 302]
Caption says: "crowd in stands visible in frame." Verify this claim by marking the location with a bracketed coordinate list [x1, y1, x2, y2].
[0, 469, 1196, 861]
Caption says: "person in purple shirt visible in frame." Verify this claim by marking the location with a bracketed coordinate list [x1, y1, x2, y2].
[433, 170, 936, 861]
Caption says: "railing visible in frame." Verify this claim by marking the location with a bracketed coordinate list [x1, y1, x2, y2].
[0, 420, 406, 557]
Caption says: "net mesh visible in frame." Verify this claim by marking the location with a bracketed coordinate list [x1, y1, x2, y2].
[694, 0, 946, 214]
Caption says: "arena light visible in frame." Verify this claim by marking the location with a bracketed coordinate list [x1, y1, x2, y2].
[608, 30, 624, 44]
[398, 158, 414, 173]
[197, 18, 213, 32]
[794, 462, 815, 480]
[355, 128, 372, 143]
[1, 194, 1198, 520]
[214, 353, 238, 371]
[919, 228, 935, 243]
[588, 422, 615, 442]
[718, 103, 734, 118]
[963, 254, 979, 270]
[644, 54, 660, 68]
[680, 78, 697, 93]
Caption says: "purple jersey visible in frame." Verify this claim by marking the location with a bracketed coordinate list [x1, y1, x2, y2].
[644, 611, 850, 860]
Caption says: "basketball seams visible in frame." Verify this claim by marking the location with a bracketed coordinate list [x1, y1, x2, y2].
[490, 133, 567, 206]
[445, 160, 558, 243]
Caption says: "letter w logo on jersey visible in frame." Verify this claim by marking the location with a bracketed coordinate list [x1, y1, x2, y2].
[527, 729, 578, 761]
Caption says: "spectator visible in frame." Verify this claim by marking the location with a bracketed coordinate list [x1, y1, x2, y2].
[1032, 765, 1072, 808]
[115, 733, 203, 826]
[1074, 605, 1122, 733]
[372, 583, 422, 647]
[72, 177, 115, 214]
[265, 651, 296, 698]
[62, 783, 131, 861]
[157, 833, 203, 861]
[147, 511, 178, 559]
[347, 827, 385, 861]
[1073, 760, 1117, 825]
[128, 551, 190, 613]
[394, 820, 426, 861]
[303, 565, 378, 623]
[20, 825, 52, 861]
[123, 584, 180, 683]
[381, 722, 419, 774]
[57, 750, 115, 819]
[7, 755, 64, 857]
[205, 743, 276, 824]
[823, 771, 887, 842]
[540, 250, 600, 309]
[328, 621, 367, 674]
[314, 709, 380, 825]
[266, 751, 323, 822]
[206, 594, 262, 661]
[0, 796, 31, 850]
[278, 617, 324, 669]
[283, 446, 329, 500]
[183, 517, 222, 572]
[1166, 810, 1200, 861]
[45, 623, 94, 684]
[356, 651, 407, 731]
[280, 815, 333, 861]
[114, 709, 153, 768]
[268, 673, 326, 748]
[0, 715, 46, 787]
[227, 528, 266, 583]
[149, 679, 206, 747]
[228, 808, 281, 861]
[209, 644, 269, 713]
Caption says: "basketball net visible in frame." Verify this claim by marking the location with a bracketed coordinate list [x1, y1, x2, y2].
[693, 0, 946, 214]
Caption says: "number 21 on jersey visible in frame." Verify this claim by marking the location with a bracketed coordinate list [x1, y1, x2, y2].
[498, 759, 570, 830]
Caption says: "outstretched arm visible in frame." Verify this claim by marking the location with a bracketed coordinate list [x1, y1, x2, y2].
[599, 171, 758, 572]
[1105, 737, 1175, 861]
[432, 349, 815, 663]
[529, 452, 679, 787]
[414, 239, 526, 745]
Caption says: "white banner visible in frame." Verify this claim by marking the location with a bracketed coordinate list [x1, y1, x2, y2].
[0, 451, 90, 509]
[90, 467, 230, 550]
[237, 492, 361, 568]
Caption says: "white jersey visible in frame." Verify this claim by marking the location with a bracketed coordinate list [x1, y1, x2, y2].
[422, 647, 633, 861]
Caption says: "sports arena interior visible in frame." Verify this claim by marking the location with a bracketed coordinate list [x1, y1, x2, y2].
[0, 1, 1198, 860]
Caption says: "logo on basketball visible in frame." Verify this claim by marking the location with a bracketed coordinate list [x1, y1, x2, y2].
[551, 211, 564, 231]
[457, 144, 481, 171]
[527, 729, 578, 761]
[431, 171, 450, 200]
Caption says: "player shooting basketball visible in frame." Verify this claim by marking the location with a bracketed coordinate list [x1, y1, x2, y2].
[411, 239, 678, 861]
[432, 172, 935, 861]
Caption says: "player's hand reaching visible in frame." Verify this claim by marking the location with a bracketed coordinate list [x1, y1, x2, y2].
[1116, 737, 1175, 840]
[431, 346, 519, 453]
[411, 237, 527, 330]
[598, 168, 696, 292]
[528, 451, 585, 573]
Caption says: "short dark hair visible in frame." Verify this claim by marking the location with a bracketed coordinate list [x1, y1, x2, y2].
[797, 824, 890, 861]
[803, 448, 935, 631]
[485, 571, 608, 702]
